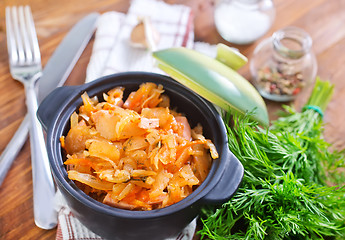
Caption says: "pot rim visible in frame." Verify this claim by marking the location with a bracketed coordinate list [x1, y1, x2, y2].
[46, 72, 229, 219]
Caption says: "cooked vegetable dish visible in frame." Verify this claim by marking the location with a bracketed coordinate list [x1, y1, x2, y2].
[61, 82, 218, 210]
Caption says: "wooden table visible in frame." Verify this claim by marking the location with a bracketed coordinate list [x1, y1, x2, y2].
[0, 0, 344, 239]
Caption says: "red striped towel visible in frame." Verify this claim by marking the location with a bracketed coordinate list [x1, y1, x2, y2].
[85, 0, 194, 82]
[56, 198, 196, 240]
[56, 0, 197, 239]
[55, 190, 196, 240]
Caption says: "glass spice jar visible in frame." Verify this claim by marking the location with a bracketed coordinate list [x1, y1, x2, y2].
[250, 26, 318, 101]
[214, 0, 275, 45]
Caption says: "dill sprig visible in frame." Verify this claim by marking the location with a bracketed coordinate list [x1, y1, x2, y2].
[199, 78, 345, 239]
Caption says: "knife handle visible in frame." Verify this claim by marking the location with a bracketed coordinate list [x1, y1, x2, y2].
[0, 115, 29, 187]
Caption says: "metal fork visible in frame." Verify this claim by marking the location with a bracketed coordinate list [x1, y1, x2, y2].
[6, 6, 57, 229]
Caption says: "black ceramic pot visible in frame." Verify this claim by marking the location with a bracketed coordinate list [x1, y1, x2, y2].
[37, 72, 243, 240]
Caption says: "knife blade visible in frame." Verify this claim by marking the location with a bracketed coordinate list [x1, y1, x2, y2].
[0, 12, 100, 187]
[38, 13, 99, 101]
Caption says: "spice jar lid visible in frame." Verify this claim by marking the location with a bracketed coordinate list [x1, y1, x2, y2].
[152, 45, 269, 126]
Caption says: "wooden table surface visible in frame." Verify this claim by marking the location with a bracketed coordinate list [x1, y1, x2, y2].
[0, 0, 345, 239]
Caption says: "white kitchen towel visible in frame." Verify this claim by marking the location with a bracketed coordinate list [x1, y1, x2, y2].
[85, 0, 194, 82]
[56, 0, 197, 239]
[55, 191, 197, 240]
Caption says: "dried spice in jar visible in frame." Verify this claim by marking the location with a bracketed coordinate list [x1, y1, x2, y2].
[257, 65, 305, 96]
[250, 26, 317, 102]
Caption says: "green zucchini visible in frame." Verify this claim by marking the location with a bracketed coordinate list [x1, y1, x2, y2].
[152, 46, 269, 126]
[215, 43, 248, 71]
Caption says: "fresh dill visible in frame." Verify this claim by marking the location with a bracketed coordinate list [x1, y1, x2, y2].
[199, 78, 345, 239]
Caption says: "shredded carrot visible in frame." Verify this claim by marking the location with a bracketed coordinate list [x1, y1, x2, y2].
[176, 139, 206, 158]
[61, 82, 218, 210]
[64, 158, 90, 165]
[60, 136, 65, 149]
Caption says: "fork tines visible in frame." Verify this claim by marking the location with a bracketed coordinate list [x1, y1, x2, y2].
[6, 6, 41, 66]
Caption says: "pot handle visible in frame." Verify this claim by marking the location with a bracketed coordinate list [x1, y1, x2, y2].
[201, 149, 244, 204]
[37, 85, 80, 131]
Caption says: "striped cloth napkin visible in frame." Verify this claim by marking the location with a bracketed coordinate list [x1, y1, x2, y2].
[56, 0, 199, 239]
[85, 0, 194, 82]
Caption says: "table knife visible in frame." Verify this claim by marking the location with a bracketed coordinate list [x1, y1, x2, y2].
[0, 12, 99, 192]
